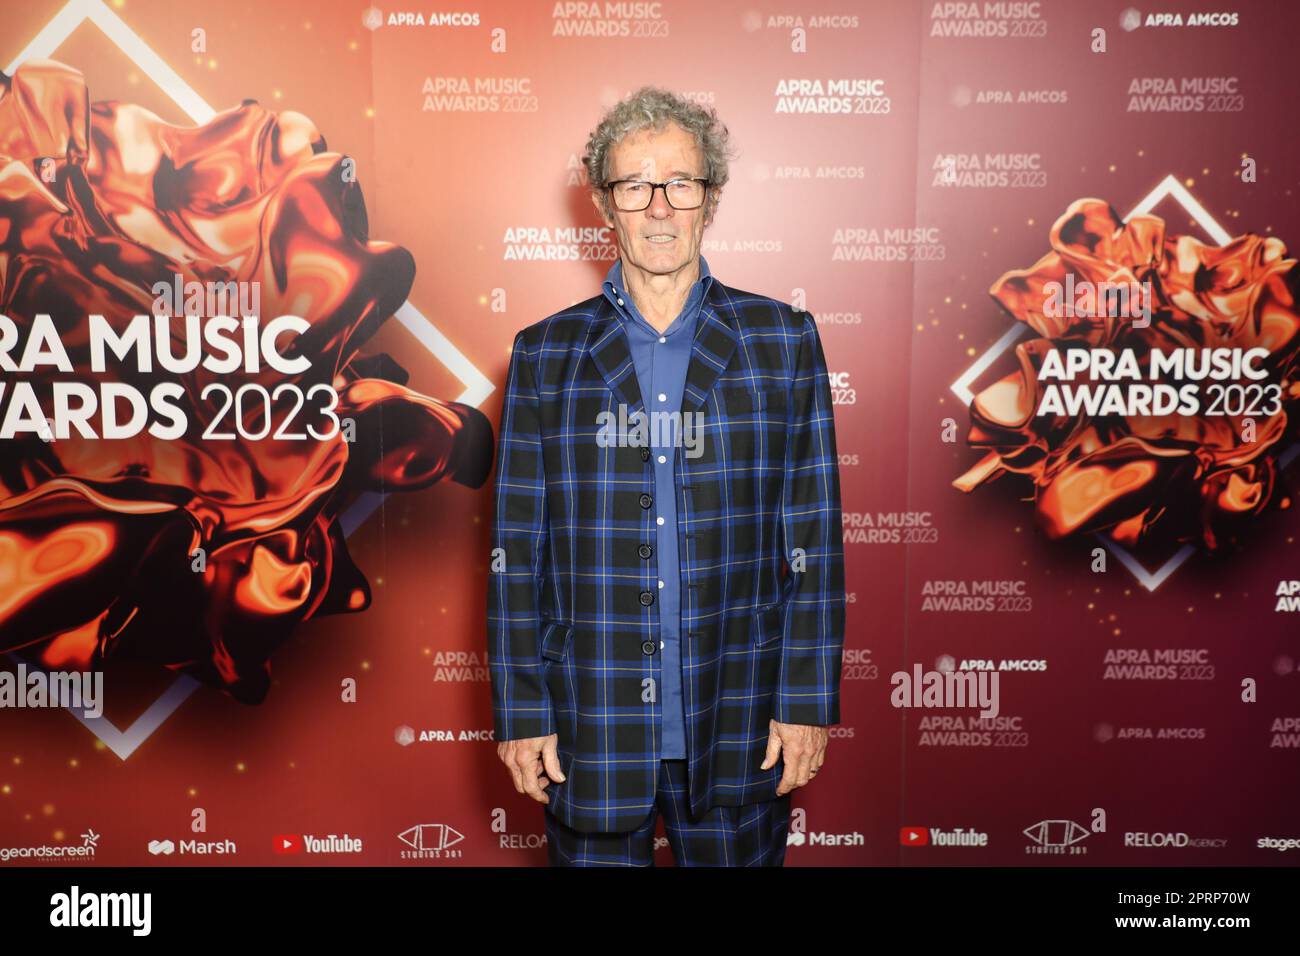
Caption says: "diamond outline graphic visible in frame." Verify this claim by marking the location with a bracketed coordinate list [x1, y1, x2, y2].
[949, 174, 1295, 591]
[4, 0, 494, 756]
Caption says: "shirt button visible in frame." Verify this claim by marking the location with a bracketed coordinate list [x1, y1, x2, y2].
[658, 336, 666, 343]
[656, 516, 665, 526]
[639, 591, 654, 606]
[638, 493, 653, 509]
[658, 393, 666, 402]
[638, 544, 653, 559]
[657, 455, 666, 464]
[617, 297, 625, 306]
[641, 640, 657, 655]
[657, 580, 664, 589]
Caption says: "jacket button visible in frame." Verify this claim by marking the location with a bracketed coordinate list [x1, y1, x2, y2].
[639, 590, 654, 606]
[641, 640, 657, 655]
[638, 493, 653, 509]
[640, 446, 650, 461]
[638, 544, 653, 559]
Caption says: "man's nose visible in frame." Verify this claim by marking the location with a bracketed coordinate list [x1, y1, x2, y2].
[646, 187, 673, 217]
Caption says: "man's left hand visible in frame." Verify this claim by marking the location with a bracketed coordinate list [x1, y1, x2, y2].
[760, 720, 829, 796]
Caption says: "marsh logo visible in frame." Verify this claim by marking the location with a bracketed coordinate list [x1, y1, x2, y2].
[399, 823, 464, 860]
[785, 808, 864, 848]
[50, 886, 151, 936]
[148, 838, 235, 856]
[1024, 819, 1089, 855]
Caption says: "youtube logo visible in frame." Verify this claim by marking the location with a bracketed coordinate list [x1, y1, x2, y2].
[273, 834, 303, 854]
[900, 826, 929, 846]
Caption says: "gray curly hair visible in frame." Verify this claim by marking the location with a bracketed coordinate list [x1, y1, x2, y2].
[583, 86, 735, 220]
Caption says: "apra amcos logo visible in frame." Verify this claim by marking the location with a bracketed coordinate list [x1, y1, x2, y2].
[399, 823, 464, 860]
[786, 808, 864, 848]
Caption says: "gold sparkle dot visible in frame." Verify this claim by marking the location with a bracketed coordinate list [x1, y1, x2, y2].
[53, 829, 65, 841]
[1108, 164, 1116, 172]
[1, 785, 10, 795]
[235, 762, 246, 773]
[944, 295, 952, 304]
[11, 756, 20, 766]
[68, 759, 78, 769]
[1138, 149, 1145, 157]
[273, 89, 283, 100]
[349, 40, 359, 51]
[915, 323, 924, 332]
[1027, 218, 1035, 226]
[1201, 167, 1210, 175]
[361, 660, 371, 670]
[364, 107, 376, 119]
[187, 788, 198, 797]
[422, 647, 431, 656]
[965, 347, 976, 356]
[208, 58, 218, 70]
[1184, 177, 1195, 187]
[1113, 628, 1121, 636]
[42, 803, 55, 815]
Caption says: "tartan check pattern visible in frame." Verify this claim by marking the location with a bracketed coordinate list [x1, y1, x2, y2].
[543, 759, 792, 866]
[487, 279, 846, 834]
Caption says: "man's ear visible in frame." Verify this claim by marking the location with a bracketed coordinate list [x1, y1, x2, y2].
[589, 189, 613, 227]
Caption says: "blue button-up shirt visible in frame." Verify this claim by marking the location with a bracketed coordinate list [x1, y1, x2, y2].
[601, 255, 713, 760]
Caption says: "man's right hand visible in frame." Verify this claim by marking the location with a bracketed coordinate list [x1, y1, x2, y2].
[497, 734, 566, 804]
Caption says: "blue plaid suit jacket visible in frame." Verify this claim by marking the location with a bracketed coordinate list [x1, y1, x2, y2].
[487, 276, 846, 833]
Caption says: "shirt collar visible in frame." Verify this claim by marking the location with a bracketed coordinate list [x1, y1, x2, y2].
[601, 254, 713, 318]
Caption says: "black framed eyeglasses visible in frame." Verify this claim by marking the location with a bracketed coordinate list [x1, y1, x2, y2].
[607, 177, 710, 211]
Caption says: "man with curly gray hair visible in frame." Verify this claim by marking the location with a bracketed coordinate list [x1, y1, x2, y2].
[489, 86, 846, 867]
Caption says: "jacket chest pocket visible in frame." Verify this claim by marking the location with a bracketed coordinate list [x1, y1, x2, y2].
[540, 621, 573, 661]
[722, 387, 787, 419]
[752, 602, 783, 648]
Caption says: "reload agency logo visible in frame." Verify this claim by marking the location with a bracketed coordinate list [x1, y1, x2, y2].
[272, 833, 363, 855]
[398, 823, 464, 860]
[1124, 831, 1227, 849]
[900, 826, 989, 848]
[49, 886, 150, 936]
[1, 828, 98, 864]
[1024, 819, 1090, 856]
[147, 838, 236, 856]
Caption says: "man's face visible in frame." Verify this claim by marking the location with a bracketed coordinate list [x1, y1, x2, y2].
[590, 121, 718, 278]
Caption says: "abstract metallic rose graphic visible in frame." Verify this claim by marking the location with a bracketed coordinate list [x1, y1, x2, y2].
[955, 198, 1300, 552]
[0, 60, 491, 702]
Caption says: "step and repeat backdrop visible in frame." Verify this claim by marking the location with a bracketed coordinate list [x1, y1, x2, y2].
[1, 0, 1297, 866]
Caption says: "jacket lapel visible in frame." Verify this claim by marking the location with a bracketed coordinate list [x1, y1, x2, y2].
[589, 296, 645, 416]
[681, 286, 738, 415]
[588, 279, 739, 417]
